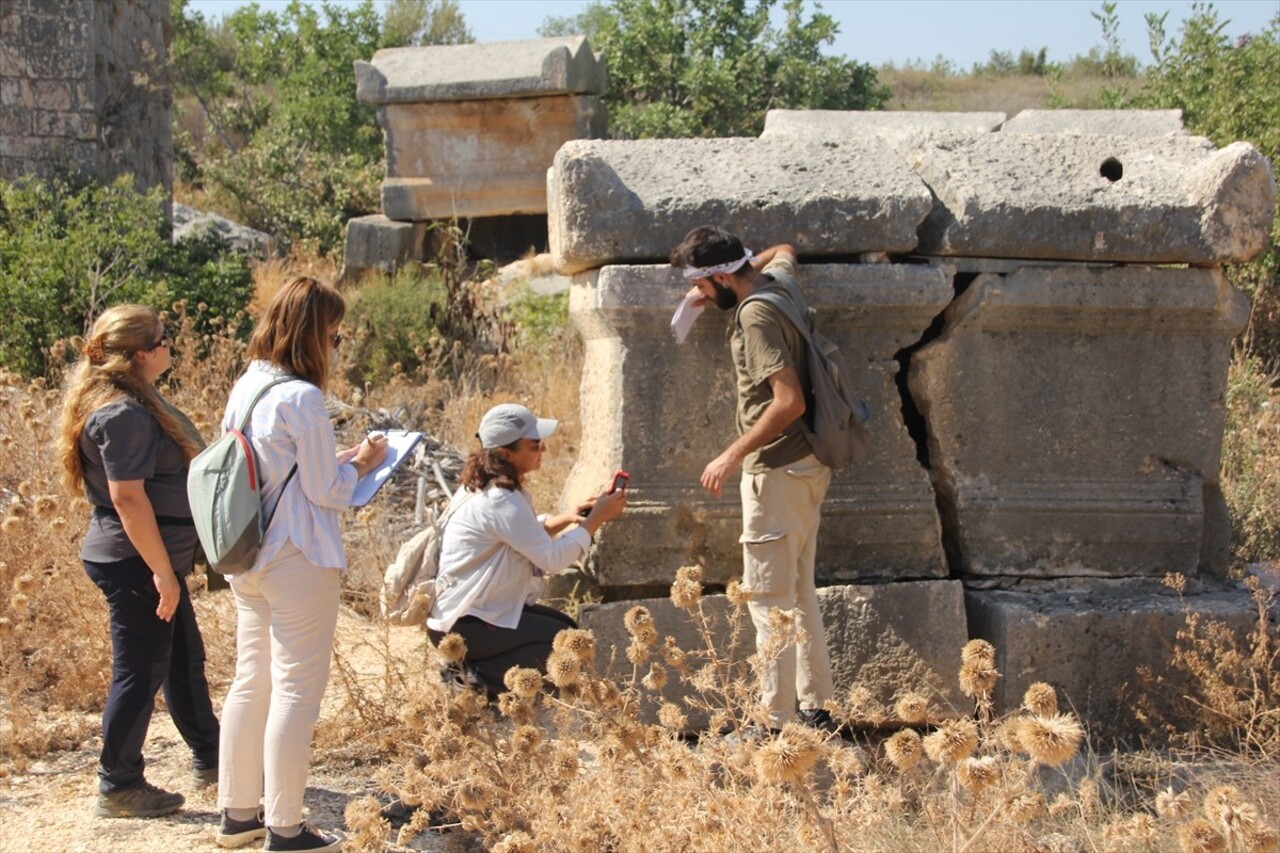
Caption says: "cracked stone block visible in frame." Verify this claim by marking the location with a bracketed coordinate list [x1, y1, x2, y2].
[910, 266, 1248, 578]
[1002, 108, 1185, 136]
[547, 137, 934, 273]
[909, 133, 1276, 264]
[563, 263, 950, 590]
[761, 108, 1005, 145]
[966, 578, 1257, 740]
[577, 580, 967, 731]
[355, 36, 606, 104]
[341, 215, 427, 276]
[378, 95, 607, 219]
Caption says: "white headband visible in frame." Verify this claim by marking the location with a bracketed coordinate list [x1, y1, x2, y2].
[681, 248, 754, 280]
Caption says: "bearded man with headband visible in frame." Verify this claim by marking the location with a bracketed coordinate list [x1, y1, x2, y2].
[669, 225, 841, 737]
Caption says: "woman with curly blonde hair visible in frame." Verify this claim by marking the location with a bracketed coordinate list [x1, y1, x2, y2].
[57, 304, 220, 819]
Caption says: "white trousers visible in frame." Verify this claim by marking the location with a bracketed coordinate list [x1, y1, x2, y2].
[740, 454, 834, 729]
[217, 541, 341, 828]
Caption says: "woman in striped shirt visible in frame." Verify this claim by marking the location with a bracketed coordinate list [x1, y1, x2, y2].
[214, 276, 386, 853]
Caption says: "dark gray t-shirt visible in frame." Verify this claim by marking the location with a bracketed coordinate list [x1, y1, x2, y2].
[78, 398, 200, 574]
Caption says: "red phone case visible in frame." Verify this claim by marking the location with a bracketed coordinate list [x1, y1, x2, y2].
[610, 470, 630, 492]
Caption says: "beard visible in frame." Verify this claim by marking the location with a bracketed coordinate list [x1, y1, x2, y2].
[710, 280, 738, 310]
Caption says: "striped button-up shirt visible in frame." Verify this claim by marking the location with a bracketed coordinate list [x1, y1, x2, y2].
[221, 361, 357, 571]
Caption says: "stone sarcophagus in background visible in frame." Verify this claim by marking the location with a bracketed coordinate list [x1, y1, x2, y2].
[551, 111, 1275, 733]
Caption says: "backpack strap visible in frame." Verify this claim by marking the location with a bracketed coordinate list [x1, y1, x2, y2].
[737, 285, 815, 346]
[236, 374, 301, 534]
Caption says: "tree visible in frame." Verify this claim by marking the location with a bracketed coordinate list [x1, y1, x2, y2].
[540, 0, 888, 139]
[382, 0, 473, 47]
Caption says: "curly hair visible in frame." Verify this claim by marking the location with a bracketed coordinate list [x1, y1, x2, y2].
[246, 275, 345, 389]
[57, 304, 204, 495]
[458, 446, 522, 492]
[668, 225, 748, 273]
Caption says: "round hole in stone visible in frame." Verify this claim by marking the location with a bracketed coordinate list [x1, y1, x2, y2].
[1100, 157, 1123, 182]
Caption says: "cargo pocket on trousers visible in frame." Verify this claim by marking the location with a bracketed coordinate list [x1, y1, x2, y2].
[740, 530, 789, 596]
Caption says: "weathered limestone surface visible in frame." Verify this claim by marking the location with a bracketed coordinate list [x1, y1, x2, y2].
[577, 580, 967, 730]
[563, 263, 949, 589]
[911, 134, 1276, 263]
[910, 266, 1248, 578]
[0, 0, 171, 193]
[547, 138, 935, 273]
[342, 214, 427, 275]
[1002, 108, 1185, 136]
[379, 96, 606, 219]
[355, 37, 605, 104]
[966, 579, 1257, 739]
[762, 109, 1005, 144]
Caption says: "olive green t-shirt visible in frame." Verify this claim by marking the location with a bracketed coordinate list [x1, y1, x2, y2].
[730, 256, 813, 474]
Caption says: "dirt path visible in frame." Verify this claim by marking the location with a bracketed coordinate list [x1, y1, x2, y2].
[0, 605, 476, 853]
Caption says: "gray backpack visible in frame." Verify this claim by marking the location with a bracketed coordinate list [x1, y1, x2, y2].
[187, 376, 298, 575]
[739, 285, 871, 469]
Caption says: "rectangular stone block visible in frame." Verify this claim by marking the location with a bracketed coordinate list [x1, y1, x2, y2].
[909, 266, 1248, 578]
[341, 215, 427, 275]
[577, 580, 968, 731]
[563, 263, 951, 590]
[356, 36, 605, 104]
[762, 108, 1005, 144]
[32, 109, 93, 139]
[966, 579, 1257, 740]
[29, 78, 73, 111]
[548, 137, 934, 274]
[911, 133, 1276, 264]
[1002, 109, 1185, 136]
[379, 95, 606, 220]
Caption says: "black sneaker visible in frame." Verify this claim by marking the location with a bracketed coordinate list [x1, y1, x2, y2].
[264, 822, 345, 852]
[94, 779, 185, 818]
[797, 707, 847, 737]
[216, 808, 266, 849]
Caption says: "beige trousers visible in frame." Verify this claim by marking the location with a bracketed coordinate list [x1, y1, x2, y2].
[740, 454, 834, 728]
[218, 541, 341, 829]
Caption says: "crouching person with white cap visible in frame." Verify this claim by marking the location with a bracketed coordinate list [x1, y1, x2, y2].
[427, 403, 627, 697]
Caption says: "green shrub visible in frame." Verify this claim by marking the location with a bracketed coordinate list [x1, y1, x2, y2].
[506, 289, 570, 353]
[1220, 353, 1280, 567]
[0, 174, 253, 377]
[344, 266, 451, 385]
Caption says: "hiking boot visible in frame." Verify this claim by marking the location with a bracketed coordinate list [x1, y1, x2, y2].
[216, 808, 267, 849]
[193, 766, 219, 787]
[264, 822, 345, 852]
[797, 707, 847, 737]
[94, 779, 185, 818]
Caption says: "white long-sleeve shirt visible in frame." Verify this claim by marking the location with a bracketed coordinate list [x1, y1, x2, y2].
[427, 486, 591, 633]
[221, 361, 357, 571]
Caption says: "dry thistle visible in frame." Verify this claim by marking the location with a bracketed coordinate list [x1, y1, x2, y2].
[961, 638, 997, 665]
[955, 755, 1000, 793]
[1157, 787, 1195, 821]
[496, 692, 533, 725]
[641, 662, 667, 692]
[2, 516, 24, 535]
[658, 702, 688, 731]
[670, 565, 703, 609]
[767, 607, 796, 635]
[753, 722, 823, 785]
[1179, 818, 1227, 853]
[1018, 713, 1084, 767]
[894, 692, 929, 724]
[660, 636, 688, 670]
[1164, 572, 1189, 595]
[923, 718, 978, 764]
[12, 573, 35, 594]
[32, 496, 57, 518]
[1129, 813, 1160, 847]
[726, 579, 753, 606]
[1008, 791, 1047, 823]
[690, 664, 717, 693]
[1203, 786, 1244, 822]
[10, 592, 30, 612]
[437, 633, 467, 665]
[0, 617, 12, 637]
[546, 650, 581, 688]
[510, 725, 542, 756]
[1022, 682, 1059, 716]
[626, 639, 651, 667]
[1247, 826, 1280, 853]
[455, 780, 493, 810]
[883, 729, 923, 772]
[623, 605, 654, 635]
[553, 747, 579, 779]
[492, 831, 537, 853]
[503, 666, 543, 699]
[958, 658, 1000, 699]
[552, 628, 596, 666]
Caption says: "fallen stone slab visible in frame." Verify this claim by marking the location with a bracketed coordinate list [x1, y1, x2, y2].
[576, 580, 968, 731]
[761, 109, 1005, 144]
[909, 265, 1248, 578]
[341, 214, 427, 276]
[547, 137, 935, 273]
[1002, 108, 1184, 136]
[563, 262, 949, 589]
[172, 203, 273, 255]
[910, 133, 1276, 263]
[966, 578, 1257, 741]
[379, 95, 606, 220]
[355, 36, 605, 104]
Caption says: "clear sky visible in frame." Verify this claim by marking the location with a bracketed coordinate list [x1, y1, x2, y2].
[185, 0, 1279, 69]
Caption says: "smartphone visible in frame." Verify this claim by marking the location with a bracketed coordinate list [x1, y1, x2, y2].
[610, 471, 630, 493]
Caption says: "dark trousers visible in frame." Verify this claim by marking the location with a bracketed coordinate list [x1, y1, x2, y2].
[84, 555, 220, 792]
[430, 603, 577, 697]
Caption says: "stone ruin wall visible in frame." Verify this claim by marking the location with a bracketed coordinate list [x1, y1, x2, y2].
[0, 0, 172, 194]
[547, 109, 1276, 737]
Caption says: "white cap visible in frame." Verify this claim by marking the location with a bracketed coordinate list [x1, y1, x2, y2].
[477, 403, 558, 449]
